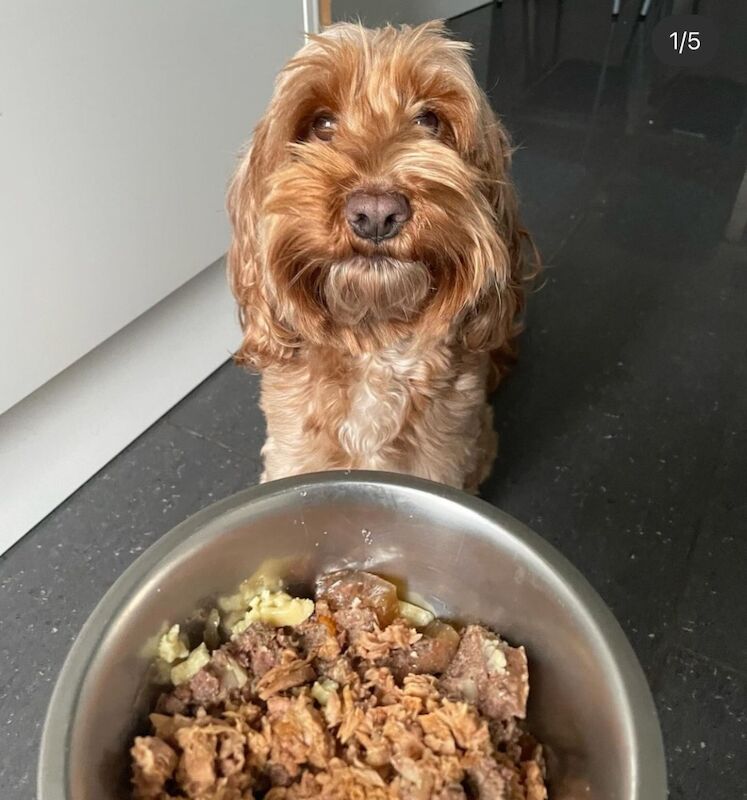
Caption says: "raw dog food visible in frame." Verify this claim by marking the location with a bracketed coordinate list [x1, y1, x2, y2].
[130, 570, 548, 799]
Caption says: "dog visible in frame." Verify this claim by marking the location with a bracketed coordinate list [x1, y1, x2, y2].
[227, 21, 534, 492]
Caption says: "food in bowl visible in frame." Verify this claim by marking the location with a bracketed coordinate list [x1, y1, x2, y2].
[130, 570, 548, 799]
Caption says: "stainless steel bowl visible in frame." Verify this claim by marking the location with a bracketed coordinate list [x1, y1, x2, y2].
[39, 471, 666, 799]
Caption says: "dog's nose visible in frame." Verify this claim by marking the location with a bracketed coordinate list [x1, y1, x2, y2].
[345, 191, 411, 243]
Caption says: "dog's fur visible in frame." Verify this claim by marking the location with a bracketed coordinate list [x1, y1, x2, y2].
[227, 21, 533, 491]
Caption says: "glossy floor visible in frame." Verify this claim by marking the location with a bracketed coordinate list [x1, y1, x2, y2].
[1, 2, 745, 798]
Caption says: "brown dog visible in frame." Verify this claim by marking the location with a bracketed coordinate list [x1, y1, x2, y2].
[227, 21, 534, 491]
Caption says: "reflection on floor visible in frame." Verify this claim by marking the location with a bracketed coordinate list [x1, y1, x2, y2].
[1, 2, 745, 798]
[452, 3, 747, 797]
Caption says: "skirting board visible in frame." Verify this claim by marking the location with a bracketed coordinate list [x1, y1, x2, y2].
[0, 258, 240, 556]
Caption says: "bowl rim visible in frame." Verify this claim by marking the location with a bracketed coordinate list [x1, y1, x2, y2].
[38, 469, 667, 800]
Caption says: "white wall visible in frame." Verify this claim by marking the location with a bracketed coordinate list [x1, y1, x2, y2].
[331, 0, 486, 26]
[0, 2, 308, 552]
[0, 1, 305, 414]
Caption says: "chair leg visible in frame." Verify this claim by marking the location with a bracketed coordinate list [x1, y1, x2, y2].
[612, 0, 622, 17]
[639, 0, 653, 17]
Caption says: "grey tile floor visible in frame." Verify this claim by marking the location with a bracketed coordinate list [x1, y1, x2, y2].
[2, 2, 746, 798]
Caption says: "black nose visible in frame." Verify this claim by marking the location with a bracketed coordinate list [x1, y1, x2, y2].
[345, 191, 411, 243]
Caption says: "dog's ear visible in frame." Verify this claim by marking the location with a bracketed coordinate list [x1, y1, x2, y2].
[227, 120, 298, 371]
[459, 96, 532, 374]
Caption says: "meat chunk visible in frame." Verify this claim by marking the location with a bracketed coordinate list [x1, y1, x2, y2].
[464, 753, 526, 800]
[410, 621, 460, 674]
[130, 736, 177, 799]
[384, 621, 461, 681]
[155, 683, 193, 715]
[159, 649, 251, 714]
[232, 622, 284, 677]
[440, 625, 529, 721]
[296, 615, 341, 661]
[316, 570, 400, 626]
[189, 668, 223, 708]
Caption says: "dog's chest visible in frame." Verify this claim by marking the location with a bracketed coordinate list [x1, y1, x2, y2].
[337, 349, 425, 457]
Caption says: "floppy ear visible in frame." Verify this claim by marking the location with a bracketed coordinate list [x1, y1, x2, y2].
[459, 95, 536, 381]
[227, 119, 298, 370]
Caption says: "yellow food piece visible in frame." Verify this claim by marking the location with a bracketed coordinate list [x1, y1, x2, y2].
[311, 678, 339, 706]
[170, 643, 210, 685]
[218, 570, 286, 613]
[157, 624, 189, 664]
[232, 589, 314, 634]
[398, 600, 435, 628]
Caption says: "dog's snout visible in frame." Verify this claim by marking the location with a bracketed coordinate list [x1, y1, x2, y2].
[345, 191, 411, 243]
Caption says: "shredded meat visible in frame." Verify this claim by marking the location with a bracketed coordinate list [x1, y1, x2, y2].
[265, 694, 332, 778]
[332, 604, 378, 645]
[131, 736, 177, 799]
[256, 651, 316, 700]
[523, 757, 549, 800]
[351, 618, 421, 660]
[130, 571, 548, 799]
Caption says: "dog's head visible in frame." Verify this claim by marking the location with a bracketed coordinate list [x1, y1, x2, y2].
[228, 21, 529, 368]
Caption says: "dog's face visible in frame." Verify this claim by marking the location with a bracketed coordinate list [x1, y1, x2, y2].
[229, 22, 525, 367]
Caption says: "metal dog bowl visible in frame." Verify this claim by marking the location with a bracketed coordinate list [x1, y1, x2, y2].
[39, 471, 666, 799]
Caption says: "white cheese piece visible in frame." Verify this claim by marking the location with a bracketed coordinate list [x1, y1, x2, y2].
[157, 624, 189, 664]
[232, 590, 314, 634]
[398, 600, 435, 628]
[170, 643, 210, 685]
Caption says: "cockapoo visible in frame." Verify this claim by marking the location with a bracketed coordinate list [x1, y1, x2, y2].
[227, 21, 535, 491]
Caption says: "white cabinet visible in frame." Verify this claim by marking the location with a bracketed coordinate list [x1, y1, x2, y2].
[0, 1, 305, 413]
[0, 2, 307, 551]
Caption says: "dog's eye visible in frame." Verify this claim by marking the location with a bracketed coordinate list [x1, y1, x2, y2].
[414, 110, 439, 133]
[311, 113, 337, 142]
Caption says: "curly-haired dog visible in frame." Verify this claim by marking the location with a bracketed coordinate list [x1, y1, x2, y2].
[227, 21, 534, 491]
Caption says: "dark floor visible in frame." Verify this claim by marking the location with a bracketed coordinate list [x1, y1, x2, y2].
[2, 1, 746, 798]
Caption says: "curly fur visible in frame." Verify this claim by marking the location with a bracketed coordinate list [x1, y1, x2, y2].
[227, 21, 534, 491]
